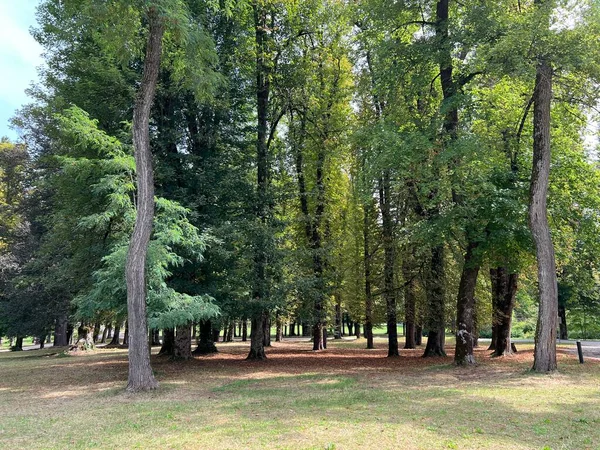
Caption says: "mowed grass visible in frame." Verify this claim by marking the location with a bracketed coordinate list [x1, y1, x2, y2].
[0, 337, 599, 450]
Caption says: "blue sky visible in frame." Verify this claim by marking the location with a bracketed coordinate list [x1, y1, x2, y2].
[0, 1, 42, 140]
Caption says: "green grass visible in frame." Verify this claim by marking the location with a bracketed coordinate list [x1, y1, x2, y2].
[0, 337, 599, 449]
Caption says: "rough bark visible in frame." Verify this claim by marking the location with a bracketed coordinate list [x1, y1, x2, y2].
[334, 300, 342, 339]
[275, 315, 283, 342]
[423, 246, 446, 357]
[125, 7, 163, 392]
[193, 320, 218, 355]
[173, 323, 192, 360]
[247, 313, 267, 360]
[454, 241, 480, 366]
[263, 315, 271, 347]
[530, 51, 558, 373]
[54, 314, 69, 347]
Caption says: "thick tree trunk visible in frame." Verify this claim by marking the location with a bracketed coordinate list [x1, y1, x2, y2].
[158, 328, 174, 356]
[490, 268, 518, 356]
[54, 314, 68, 347]
[530, 53, 558, 373]
[289, 321, 296, 337]
[13, 336, 23, 351]
[415, 325, 423, 346]
[454, 241, 480, 366]
[247, 313, 267, 360]
[423, 246, 446, 357]
[125, 8, 163, 392]
[242, 320, 248, 342]
[227, 320, 234, 342]
[193, 320, 218, 355]
[173, 323, 192, 360]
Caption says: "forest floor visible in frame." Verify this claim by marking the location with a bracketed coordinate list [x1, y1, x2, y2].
[0, 336, 599, 450]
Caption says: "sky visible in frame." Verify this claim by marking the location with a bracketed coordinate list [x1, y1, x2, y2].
[0, 1, 43, 140]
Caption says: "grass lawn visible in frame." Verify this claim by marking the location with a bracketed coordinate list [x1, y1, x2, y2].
[0, 337, 598, 450]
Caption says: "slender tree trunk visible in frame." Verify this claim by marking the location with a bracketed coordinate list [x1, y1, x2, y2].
[289, 321, 296, 337]
[151, 328, 160, 346]
[13, 336, 23, 351]
[530, 51, 558, 372]
[122, 321, 129, 348]
[247, 2, 272, 361]
[173, 323, 192, 360]
[275, 315, 283, 342]
[415, 325, 423, 346]
[334, 299, 342, 339]
[364, 203, 374, 349]
[423, 246, 446, 357]
[355, 322, 361, 339]
[379, 174, 399, 357]
[107, 323, 113, 339]
[242, 320, 248, 342]
[193, 320, 218, 355]
[558, 304, 568, 340]
[454, 241, 480, 366]
[403, 257, 416, 349]
[125, 7, 164, 392]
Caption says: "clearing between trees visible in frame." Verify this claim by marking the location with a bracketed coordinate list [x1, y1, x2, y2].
[0, 337, 598, 450]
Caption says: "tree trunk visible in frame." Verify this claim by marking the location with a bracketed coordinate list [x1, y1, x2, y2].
[93, 322, 101, 343]
[355, 322, 361, 339]
[379, 173, 399, 357]
[364, 202, 374, 349]
[193, 320, 218, 355]
[107, 323, 121, 347]
[242, 320, 248, 342]
[173, 323, 192, 360]
[275, 315, 283, 342]
[490, 268, 519, 357]
[415, 325, 423, 346]
[289, 321, 296, 336]
[39, 337, 45, 349]
[227, 320, 234, 342]
[454, 241, 480, 366]
[13, 336, 23, 351]
[125, 7, 164, 392]
[247, 312, 266, 360]
[107, 323, 113, 339]
[403, 257, 417, 349]
[100, 324, 108, 344]
[54, 314, 68, 347]
[263, 315, 271, 347]
[558, 304, 568, 340]
[334, 299, 342, 339]
[158, 328, 174, 356]
[151, 328, 160, 346]
[423, 246, 446, 357]
[347, 321, 353, 336]
[530, 51, 558, 372]
[122, 320, 129, 348]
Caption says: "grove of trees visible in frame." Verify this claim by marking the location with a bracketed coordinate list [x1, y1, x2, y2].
[1, 0, 599, 391]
